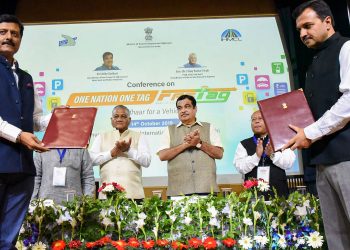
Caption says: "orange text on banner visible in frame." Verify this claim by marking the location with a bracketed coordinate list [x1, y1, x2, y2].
[67, 91, 158, 106]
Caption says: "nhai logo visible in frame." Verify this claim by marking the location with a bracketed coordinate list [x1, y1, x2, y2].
[59, 35, 77, 46]
[221, 29, 242, 41]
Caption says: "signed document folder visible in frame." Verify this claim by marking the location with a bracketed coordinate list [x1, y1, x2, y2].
[42, 107, 97, 148]
[257, 90, 314, 151]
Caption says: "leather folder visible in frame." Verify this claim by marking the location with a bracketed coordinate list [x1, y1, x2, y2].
[42, 107, 97, 148]
[257, 89, 314, 151]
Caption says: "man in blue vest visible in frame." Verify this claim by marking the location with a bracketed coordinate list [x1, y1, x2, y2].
[0, 14, 50, 249]
[283, 1, 350, 248]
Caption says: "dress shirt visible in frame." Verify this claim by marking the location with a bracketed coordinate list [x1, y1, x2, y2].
[157, 121, 223, 152]
[233, 143, 295, 175]
[305, 41, 350, 141]
[0, 62, 51, 142]
[89, 130, 151, 168]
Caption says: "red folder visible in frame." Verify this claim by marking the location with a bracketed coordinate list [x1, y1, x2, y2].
[257, 89, 314, 151]
[42, 107, 97, 148]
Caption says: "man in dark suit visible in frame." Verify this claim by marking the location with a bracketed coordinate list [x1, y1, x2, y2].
[284, 1, 350, 248]
[0, 14, 49, 249]
[233, 110, 296, 198]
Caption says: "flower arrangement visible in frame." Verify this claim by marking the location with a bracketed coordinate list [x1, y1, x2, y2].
[18, 180, 325, 249]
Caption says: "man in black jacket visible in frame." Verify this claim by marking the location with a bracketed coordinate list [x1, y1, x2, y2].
[284, 1, 350, 248]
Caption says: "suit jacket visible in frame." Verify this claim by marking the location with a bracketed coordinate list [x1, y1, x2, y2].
[0, 56, 35, 174]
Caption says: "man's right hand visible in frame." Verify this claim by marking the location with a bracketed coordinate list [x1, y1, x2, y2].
[256, 138, 264, 158]
[19, 132, 50, 152]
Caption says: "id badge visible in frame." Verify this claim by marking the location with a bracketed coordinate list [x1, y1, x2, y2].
[53, 167, 66, 186]
[257, 166, 270, 183]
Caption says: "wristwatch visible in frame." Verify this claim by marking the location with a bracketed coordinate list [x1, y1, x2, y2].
[196, 140, 202, 149]
[270, 152, 275, 161]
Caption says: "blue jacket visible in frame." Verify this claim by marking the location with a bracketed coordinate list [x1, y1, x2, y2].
[0, 56, 35, 174]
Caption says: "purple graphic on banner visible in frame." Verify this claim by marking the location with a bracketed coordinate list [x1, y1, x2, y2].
[274, 82, 288, 95]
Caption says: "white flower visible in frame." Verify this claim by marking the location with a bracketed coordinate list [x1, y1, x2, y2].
[209, 217, 220, 227]
[183, 215, 192, 225]
[254, 235, 269, 247]
[294, 205, 308, 216]
[222, 204, 230, 215]
[242, 217, 253, 226]
[170, 214, 177, 222]
[138, 212, 147, 220]
[152, 226, 158, 235]
[43, 199, 54, 207]
[253, 211, 261, 220]
[101, 217, 114, 227]
[19, 225, 25, 234]
[297, 238, 306, 245]
[278, 235, 287, 249]
[15, 241, 28, 250]
[102, 184, 114, 193]
[303, 200, 310, 207]
[28, 204, 36, 214]
[32, 241, 47, 250]
[207, 206, 218, 217]
[239, 236, 253, 249]
[135, 218, 145, 229]
[307, 231, 324, 248]
[56, 210, 72, 225]
[258, 180, 270, 192]
[271, 219, 278, 229]
[165, 210, 171, 215]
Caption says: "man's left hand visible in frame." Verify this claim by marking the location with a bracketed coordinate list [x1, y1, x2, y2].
[117, 138, 132, 152]
[183, 129, 201, 147]
[282, 124, 312, 150]
[264, 143, 274, 157]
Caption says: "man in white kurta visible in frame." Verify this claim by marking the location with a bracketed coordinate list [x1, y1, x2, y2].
[89, 105, 151, 199]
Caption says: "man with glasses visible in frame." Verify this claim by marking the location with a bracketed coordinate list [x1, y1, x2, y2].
[90, 105, 151, 201]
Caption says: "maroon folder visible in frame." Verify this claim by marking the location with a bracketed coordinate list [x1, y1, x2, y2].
[257, 89, 315, 151]
[42, 107, 97, 148]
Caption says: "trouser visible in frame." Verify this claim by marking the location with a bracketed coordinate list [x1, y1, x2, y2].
[0, 174, 34, 250]
[317, 161, 350, 250]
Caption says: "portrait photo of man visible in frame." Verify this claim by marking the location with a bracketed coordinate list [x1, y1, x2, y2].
[95, 51, 120, 71]
[183, 52, 201, 68]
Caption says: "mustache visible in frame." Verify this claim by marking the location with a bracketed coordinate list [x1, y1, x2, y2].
[2, 40, 15, 46]
[302, 36, 311, 43]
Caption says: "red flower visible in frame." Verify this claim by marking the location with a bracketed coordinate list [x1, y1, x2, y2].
[243, 179, 258, 189]
[172, 241, 188, 249]
[203, 237, 217, 249]
[188, 238, 202, 248]
[157, 239, 169, 247]
[128, 238, 140, 248]
[142, 240, 155, 249]
[95, 236, 111, 246]
[85, 242, 96, 248]
[112, 182, 125, 192]
[111, 240, 128, 250]
[222, 238, 236, 247]
[97, 182, 107, 192]
[68, 240, 82, 249]
[52, 240, 66, 250]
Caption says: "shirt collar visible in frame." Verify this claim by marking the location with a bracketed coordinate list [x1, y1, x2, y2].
[176, 120, 203, 127]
